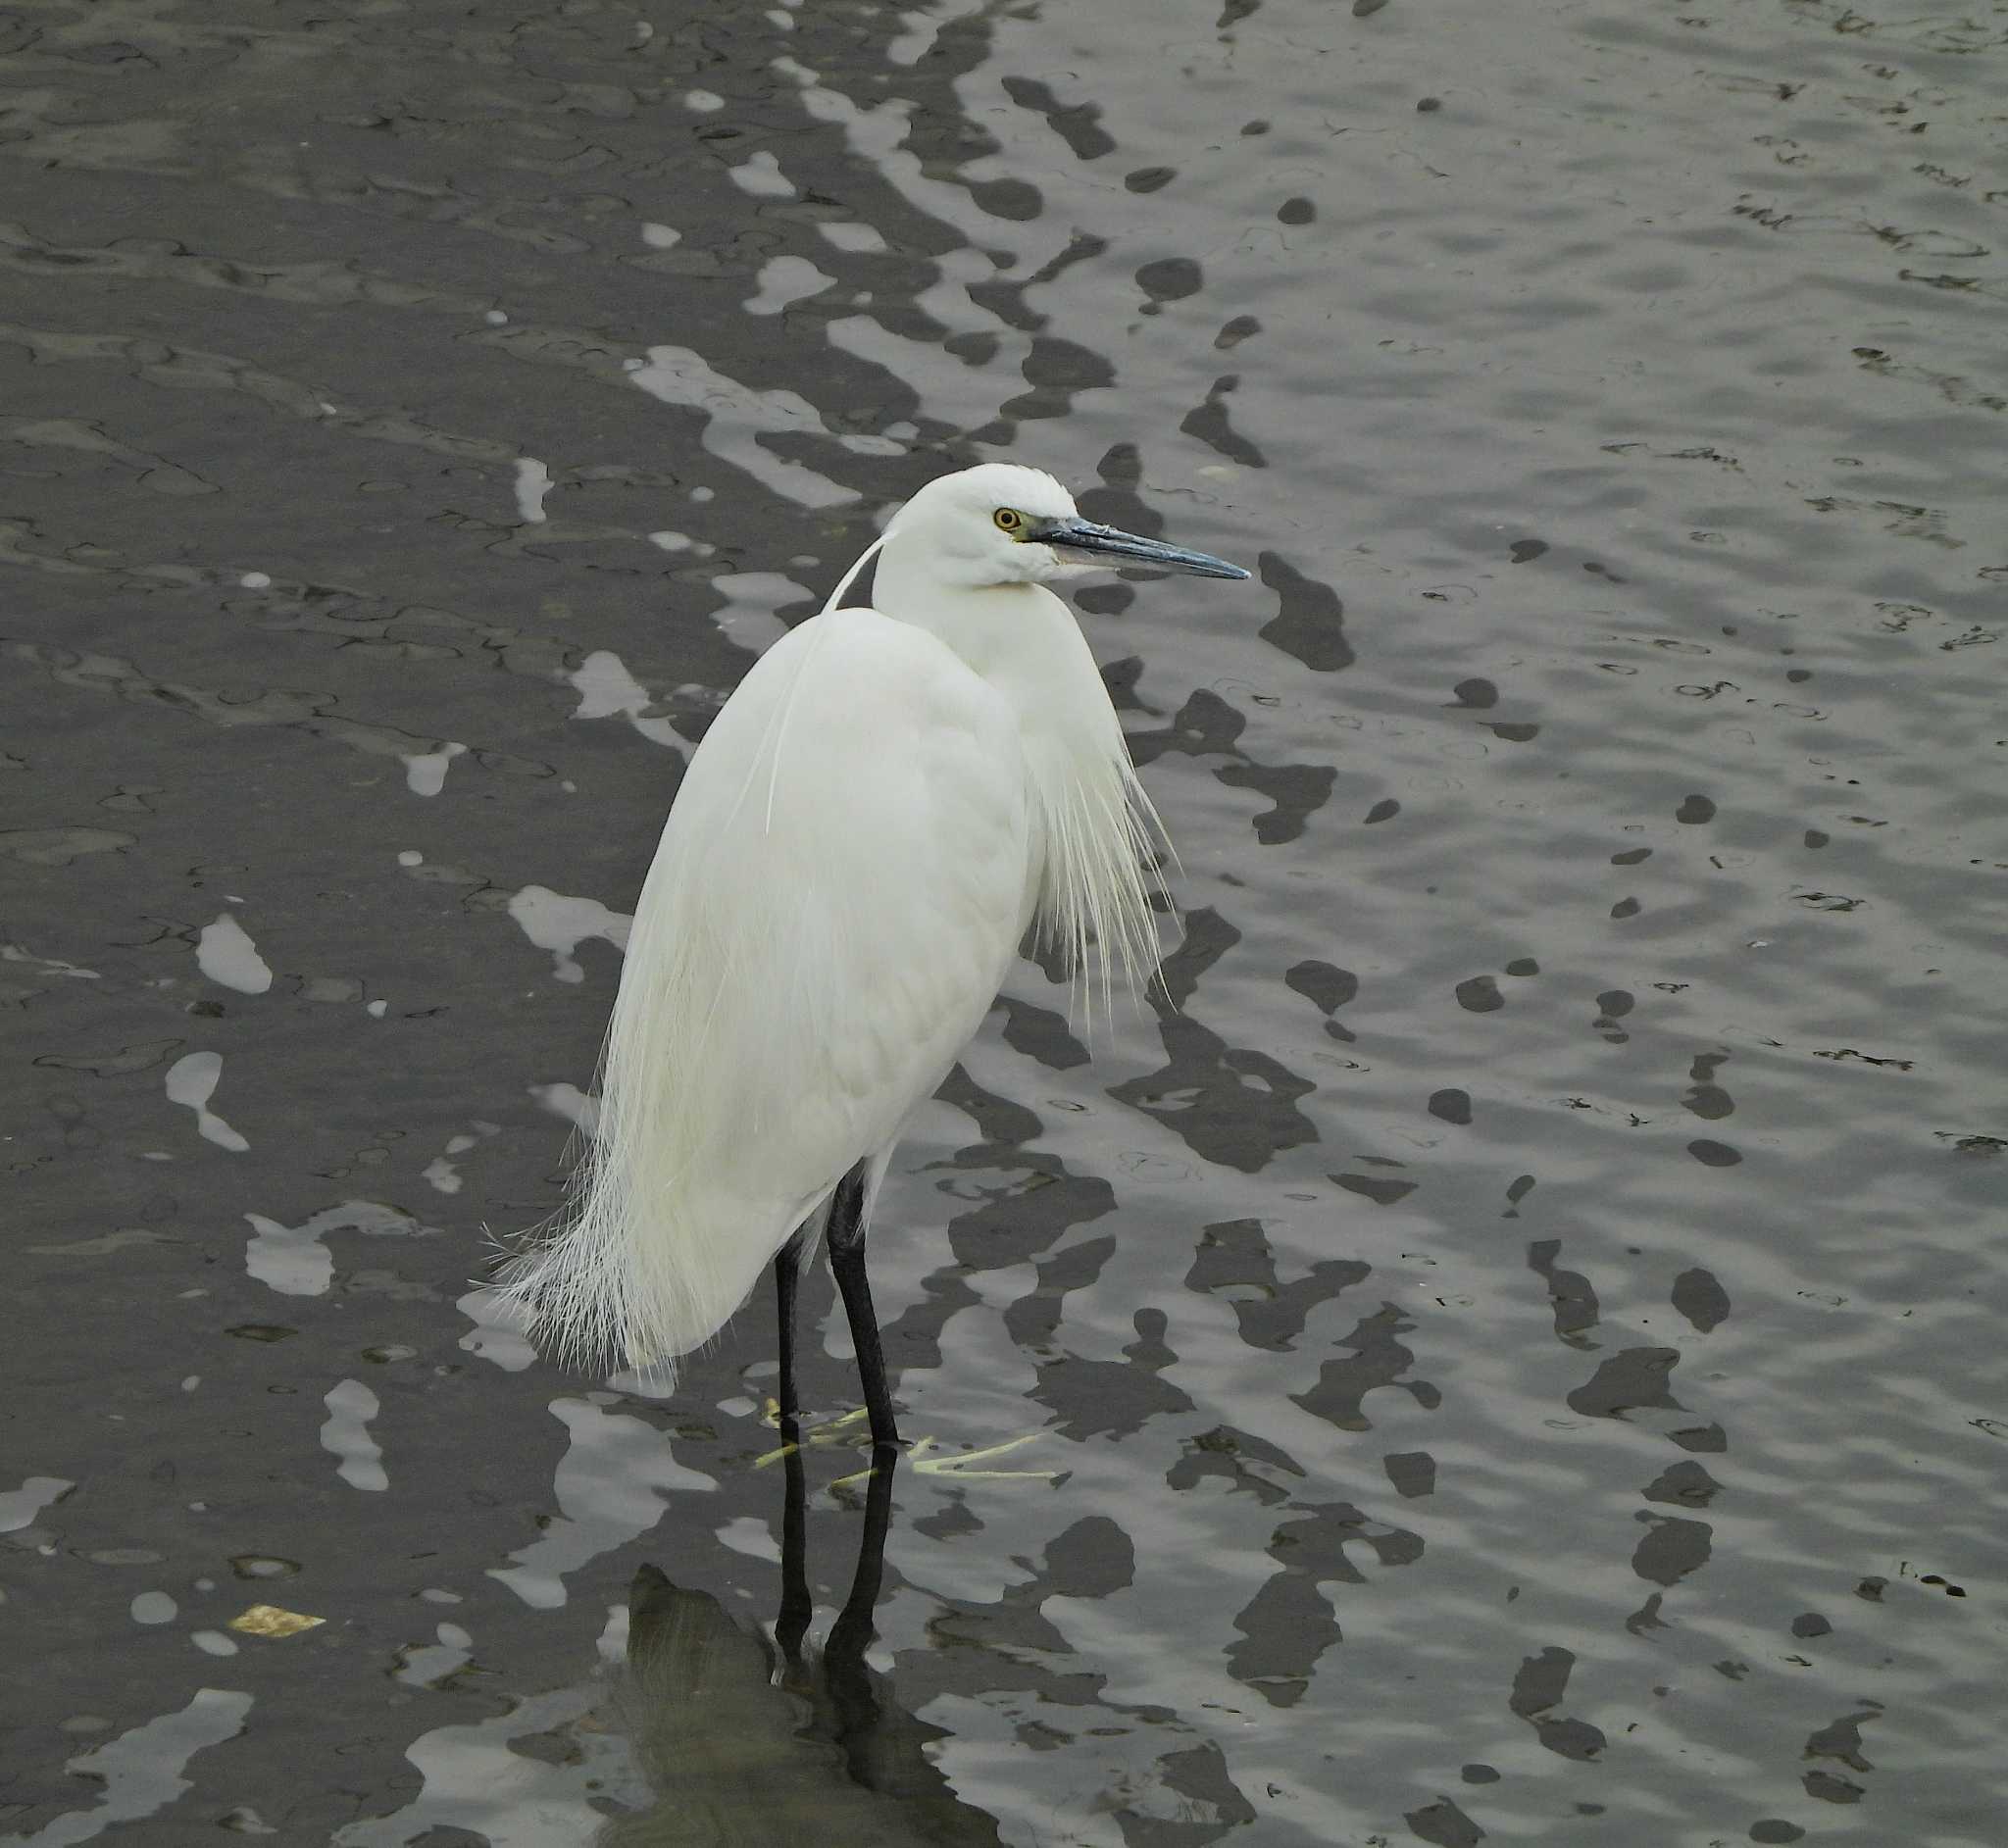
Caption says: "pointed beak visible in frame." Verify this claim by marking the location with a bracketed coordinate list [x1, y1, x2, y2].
[1030, 516, 1251, 580]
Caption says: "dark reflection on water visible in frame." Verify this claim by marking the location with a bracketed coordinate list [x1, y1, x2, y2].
[5, 0, 2007, 1841]
[608, 1444, 1003, 1847]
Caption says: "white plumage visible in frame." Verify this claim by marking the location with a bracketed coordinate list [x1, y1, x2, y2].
[500, 463, 1247, 1431]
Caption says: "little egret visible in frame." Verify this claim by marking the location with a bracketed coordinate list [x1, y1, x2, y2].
[503, 462, 1249, 1447]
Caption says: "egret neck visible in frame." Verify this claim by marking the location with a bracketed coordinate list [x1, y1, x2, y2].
[869, 528, 1164, 1016]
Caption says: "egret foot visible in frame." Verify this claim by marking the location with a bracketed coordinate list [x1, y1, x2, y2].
[752, 1404, 872, 1469]
[828, 1429, 1060, 1493]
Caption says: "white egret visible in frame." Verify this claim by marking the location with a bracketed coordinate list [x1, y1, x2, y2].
[502, 462, 1249, 1447]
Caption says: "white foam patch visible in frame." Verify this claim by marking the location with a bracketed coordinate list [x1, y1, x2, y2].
[568, 650, 681, 749]
[820, 221, 887, 253]
[529, 1081, 598, 1134]
[628, 346, 855, 509]
[513, 457, 552, 524]
[886, 0, 981, 64]
[594, 1601, 628, 1663]
[640, 222, 681, 249]
[195, 913, 273, 995]
[0, 1475, 72, 1533]
[507, 885, 631, 982]
[401, 740, 467, 796]
[487, 1398, 715, 1609]
[774, 51, 1038, 275]
[422, 1120, 498, 1195]
[828, 311, 1033, 439]
[744, 254, 836, 318]
[243, 1200, 431, 1298]
[728, 150, 794, 198]
[321, 1379, 388, 1492]
[707, 571, 814, 652]
[330, 1679, 617, 1846]
[393, 1623, 475, 1689]
[457, 1287, 539, 1373]
[716, 1515, 780, 1564]
[165, 1052, 249, 1153]
[22, 1688, 252, 1846]
[1, 943, 100, 980]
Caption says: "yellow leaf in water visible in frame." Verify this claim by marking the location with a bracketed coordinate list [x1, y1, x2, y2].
[228, 1604, 325, 1638]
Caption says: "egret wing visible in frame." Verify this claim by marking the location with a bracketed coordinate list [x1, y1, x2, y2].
[506, 608, 1032, 1372]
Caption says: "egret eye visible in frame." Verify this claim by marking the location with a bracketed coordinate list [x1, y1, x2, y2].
[993, 507, 1024, 533]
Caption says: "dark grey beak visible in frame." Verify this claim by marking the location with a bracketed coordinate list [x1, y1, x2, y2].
[1031, 516, 1251, 580]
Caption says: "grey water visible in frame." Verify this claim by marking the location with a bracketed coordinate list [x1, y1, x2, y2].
[4, 0, 2005, 1842]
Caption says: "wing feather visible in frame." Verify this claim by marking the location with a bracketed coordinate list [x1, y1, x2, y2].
[501, 609, 1030, 1374]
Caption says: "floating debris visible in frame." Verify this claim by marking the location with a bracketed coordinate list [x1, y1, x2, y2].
[228, 1605, 325, 1638]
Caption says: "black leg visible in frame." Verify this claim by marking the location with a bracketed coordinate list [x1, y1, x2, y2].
[827, 1162, 899, 1449]
[775, 1228, 806, 1422]
[827, 1441, 896, 1670]
[825, 1444, 897, 1772]
[775, 1410, 812, 1665]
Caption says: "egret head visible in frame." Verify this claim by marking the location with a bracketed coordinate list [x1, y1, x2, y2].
[887, 462, 1250, 589]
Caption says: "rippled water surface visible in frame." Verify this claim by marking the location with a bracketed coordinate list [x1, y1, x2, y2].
[5, 0, 2005, 1842]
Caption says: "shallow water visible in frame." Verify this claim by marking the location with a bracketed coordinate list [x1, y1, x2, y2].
[4, 0, 2005, 1842]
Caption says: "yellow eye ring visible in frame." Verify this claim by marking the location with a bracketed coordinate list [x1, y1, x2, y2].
[993, 507, 1024, 533]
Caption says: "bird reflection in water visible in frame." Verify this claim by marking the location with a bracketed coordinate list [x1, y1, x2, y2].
[600, 1435, 1003, 1846]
